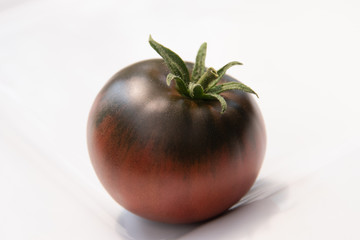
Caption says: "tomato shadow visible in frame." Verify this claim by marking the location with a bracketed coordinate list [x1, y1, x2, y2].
[178, 179, 290, 239]
[115, 178, 289, 240]
[116, 211, 200, 240]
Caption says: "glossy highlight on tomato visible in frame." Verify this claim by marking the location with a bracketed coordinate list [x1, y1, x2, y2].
[87, 37, 266, 223]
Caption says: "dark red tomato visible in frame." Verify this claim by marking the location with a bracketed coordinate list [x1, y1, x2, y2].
[87, 37, 266, 224]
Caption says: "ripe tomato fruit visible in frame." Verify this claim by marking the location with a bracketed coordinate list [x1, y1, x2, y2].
[87, 36, 266, 223]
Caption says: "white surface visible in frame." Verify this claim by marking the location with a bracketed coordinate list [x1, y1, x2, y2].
[1, 0, 360, 239]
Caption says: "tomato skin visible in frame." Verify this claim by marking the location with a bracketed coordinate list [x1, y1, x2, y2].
[87, 59, 266, 223]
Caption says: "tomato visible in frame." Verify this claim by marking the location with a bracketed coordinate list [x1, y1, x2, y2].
[87, 36, 266, 223]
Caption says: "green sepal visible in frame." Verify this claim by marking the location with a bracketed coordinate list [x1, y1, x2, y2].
[166, 73, 189, 97]
[191, 42, 207, 83]
[206, 61, 242, 91]
[149, 35, 190, 84]
[209, 81, 259, 98]
[203, 93, 227, 114]
[166, 73, 177, 86]
[188, 82, 204, 98]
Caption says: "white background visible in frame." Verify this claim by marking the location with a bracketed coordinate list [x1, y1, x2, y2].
[1, 0, 360, 239]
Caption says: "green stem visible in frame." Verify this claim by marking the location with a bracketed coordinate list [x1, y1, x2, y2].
[196, 67, 218, 90]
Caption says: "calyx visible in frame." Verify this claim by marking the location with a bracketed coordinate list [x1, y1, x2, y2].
[149, 35, 258, 113]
